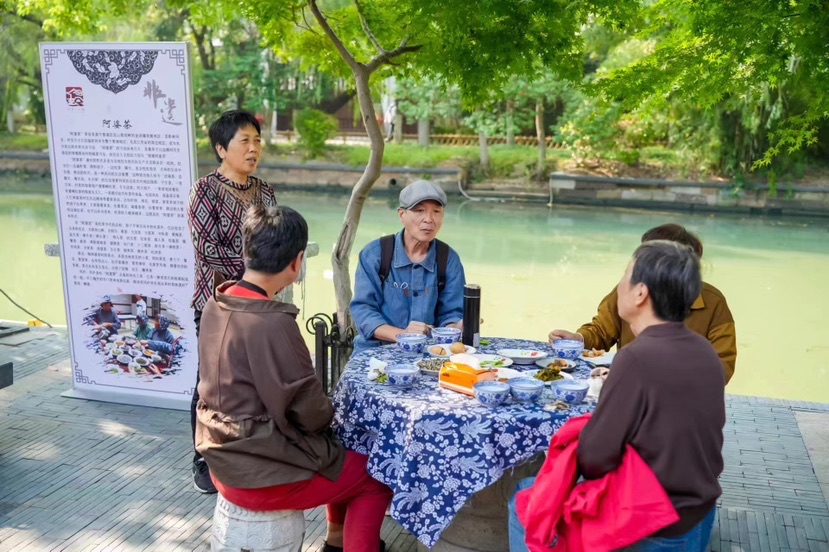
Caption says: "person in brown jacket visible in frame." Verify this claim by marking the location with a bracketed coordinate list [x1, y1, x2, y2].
[578, 239, 726, 550]
[196, 205, 391, 552]
[549, 223, 737, 382]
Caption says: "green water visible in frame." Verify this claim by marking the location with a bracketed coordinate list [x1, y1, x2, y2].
[1, 189, 828, 403]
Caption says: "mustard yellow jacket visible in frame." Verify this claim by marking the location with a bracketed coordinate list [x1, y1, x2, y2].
[577, 282, 737, 383]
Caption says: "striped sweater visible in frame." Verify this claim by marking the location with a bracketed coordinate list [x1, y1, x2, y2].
[187, 170, 277, 311]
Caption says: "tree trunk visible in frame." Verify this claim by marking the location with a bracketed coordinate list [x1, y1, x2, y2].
[535, 99, 546, 180]
[331, 66, 385, 327]
[260, 102, 272, 145]
[506, 100, 515, 146]
[417, 118, 430, 146]
[393, 111, 403, 144]
[479, 131, 490, 173]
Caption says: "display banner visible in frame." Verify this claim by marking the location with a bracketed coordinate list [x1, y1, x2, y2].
[39, 42, 198, 410]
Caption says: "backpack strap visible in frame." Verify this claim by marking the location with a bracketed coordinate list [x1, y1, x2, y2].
[434, 239, 449, 322]
[435, 240, 449, 293]
[378, 234, 395, 289]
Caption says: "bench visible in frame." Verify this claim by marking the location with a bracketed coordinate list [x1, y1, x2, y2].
[211, 494, 305, 552]
[0, 362, 12, 390]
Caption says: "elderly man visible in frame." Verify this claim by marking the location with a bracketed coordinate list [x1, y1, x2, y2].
[351, 180, 466, 353]
[86, 295, 121, 340]
[549, 224, 737, 383]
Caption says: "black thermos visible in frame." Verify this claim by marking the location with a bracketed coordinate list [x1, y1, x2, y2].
[462, 284, 481, 347]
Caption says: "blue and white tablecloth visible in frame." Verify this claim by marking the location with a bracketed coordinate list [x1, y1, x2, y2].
[332, 337, 595, 548]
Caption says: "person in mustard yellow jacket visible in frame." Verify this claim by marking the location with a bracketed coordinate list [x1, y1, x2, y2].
[549, 224, 737, 383]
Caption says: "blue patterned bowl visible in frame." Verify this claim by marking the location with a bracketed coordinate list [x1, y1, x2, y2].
[386, 364, 421, 387]
[431, 327, 462, 345]
[473, 381, 511, 408]
[551, 379, 589, 403]
[551, 339, 584, 360]
[396, 333, 428, 354]
[509, 378, 545, 402]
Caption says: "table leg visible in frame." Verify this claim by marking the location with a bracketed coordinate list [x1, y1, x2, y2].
[417, 454, 544, 552]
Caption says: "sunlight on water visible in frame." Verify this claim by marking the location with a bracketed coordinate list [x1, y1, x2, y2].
[1, 190, 827, 403]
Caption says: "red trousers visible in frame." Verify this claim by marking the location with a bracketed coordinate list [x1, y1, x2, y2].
[213, 451, 391, 552]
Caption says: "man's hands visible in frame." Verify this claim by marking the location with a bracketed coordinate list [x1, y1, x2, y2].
[404, 321, 432, 336]
[548, 329, 583, 345]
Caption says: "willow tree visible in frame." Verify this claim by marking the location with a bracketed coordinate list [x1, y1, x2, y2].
[235, 0, 639, 327]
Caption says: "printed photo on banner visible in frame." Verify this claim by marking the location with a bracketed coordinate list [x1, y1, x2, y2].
[84, 293, 188, 381]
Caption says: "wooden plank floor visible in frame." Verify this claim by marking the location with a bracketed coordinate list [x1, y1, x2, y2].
[0, 329, 827, 551]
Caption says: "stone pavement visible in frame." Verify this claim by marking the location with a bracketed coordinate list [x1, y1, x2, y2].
[1, 327, 827, 551]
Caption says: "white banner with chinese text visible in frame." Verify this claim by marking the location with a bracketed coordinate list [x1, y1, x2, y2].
[40, 42, 198, 410]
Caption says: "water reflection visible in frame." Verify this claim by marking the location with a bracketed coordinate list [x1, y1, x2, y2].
[1, 190, 828, 402]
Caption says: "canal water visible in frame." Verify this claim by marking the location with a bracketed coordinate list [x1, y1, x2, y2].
[1, 187, 827, 403]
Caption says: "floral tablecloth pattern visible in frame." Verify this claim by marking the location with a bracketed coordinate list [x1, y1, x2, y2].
[332, 337, 595, 548]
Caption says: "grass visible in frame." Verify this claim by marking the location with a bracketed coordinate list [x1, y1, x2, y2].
[0, 132, 49, 151]
[332, 143, 572, 179]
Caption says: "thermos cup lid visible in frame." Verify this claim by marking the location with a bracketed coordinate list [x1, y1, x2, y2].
[464, 284, 481, 297]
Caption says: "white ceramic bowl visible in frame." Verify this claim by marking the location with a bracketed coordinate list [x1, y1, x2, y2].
[509, 378, 545, 402]
[386, 364, 421, 387]
[551, 379, 590, 403]
[551, 339, 584, 360]
[431, 327, 462, 344]
[396, 333, 428, 355]
[473, 381, 511, 408]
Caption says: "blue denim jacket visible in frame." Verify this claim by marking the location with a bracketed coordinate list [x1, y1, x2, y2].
[351, 231, 466, 352]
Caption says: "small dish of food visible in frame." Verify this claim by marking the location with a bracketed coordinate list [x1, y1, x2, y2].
[428, 342, 476, 358]
[472, 354, 513, 369]
[534, 358, 576, 372]
[416, 358, 445, 378]
[580, 349, 616, 366]
[524, 366, 573, 385]
[496, 349, 548, 365]
[116, 354, 133, 365]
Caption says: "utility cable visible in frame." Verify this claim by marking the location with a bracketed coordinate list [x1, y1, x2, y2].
[0, 288, 53, 328]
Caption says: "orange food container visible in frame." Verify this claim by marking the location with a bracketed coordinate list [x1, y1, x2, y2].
[438, 362, 496, 396]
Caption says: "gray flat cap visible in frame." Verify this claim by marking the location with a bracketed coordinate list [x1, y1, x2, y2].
[399, 180, 448, 209]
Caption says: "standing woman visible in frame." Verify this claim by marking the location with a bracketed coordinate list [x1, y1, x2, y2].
[187, 110, 277, 494]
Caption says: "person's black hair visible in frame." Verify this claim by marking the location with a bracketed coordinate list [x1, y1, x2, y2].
[243, 205, 308, 274]
[208, 110, 261, 163]
[641, 223, 704, 258]
[630, 240, 701, 322]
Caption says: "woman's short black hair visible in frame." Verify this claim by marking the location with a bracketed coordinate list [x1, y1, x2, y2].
[641, 223, 704, 258]
[243, 205, 308, 274]
[630, 240, 702, 322]
[208, 110, 261, 163]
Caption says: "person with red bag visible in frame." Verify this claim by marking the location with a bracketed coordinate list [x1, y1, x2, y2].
[510, 240, 726, 552]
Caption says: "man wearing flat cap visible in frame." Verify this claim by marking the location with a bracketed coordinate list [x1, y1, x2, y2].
[351, 180, 467, 353]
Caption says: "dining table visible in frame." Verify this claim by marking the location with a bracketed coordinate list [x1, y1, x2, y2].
[332, 337, 598, 551]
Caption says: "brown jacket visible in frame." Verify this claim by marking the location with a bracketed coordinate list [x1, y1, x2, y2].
[195, 282, 346, 489]
[578, 322, 725, 537]
[577, 281, 737, 383]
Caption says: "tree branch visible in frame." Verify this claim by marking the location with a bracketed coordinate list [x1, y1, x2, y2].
[354, 0, 386, 56]
[365, 41, 422, 73]
[308, 0, 359, 70]
[0, 8, 44, 27]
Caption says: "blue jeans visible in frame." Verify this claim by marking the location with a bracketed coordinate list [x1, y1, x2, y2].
[624, 507, 716, 552]
[508, 477, 535, 552]
[508, 476, 716, 552]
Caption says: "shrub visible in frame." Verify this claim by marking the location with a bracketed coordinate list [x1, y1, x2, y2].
[294, 109, 339, 159]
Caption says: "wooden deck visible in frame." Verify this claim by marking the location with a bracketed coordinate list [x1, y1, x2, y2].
[1, 328, 827, 551]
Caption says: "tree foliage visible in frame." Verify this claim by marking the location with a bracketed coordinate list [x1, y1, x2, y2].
[593, 0, 829, 171]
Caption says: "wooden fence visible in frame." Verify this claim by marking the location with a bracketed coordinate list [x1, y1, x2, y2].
[276, 130, 566, 148]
